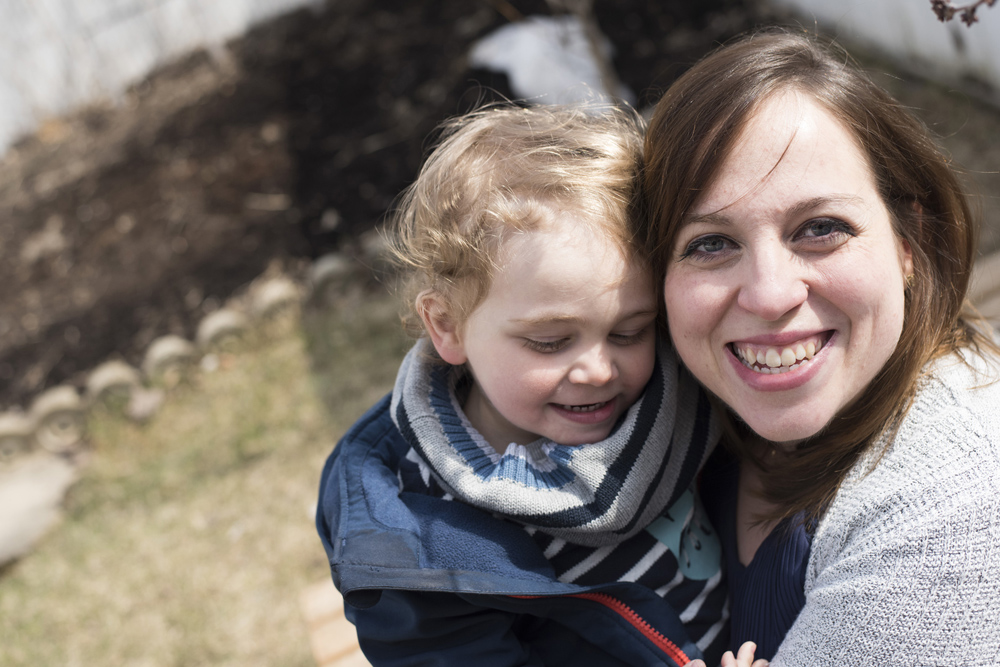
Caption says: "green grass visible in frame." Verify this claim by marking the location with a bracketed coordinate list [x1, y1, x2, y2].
[0, 287, 410, 667]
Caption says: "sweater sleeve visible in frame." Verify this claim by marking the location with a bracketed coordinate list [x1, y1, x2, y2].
[772, 375, 1000, 666]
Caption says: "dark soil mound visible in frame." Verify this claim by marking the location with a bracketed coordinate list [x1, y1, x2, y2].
[0, 0, 753, 409]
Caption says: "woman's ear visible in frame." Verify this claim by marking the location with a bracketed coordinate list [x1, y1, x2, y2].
[899, 202, 920, 279]
[899, 237, 914, 278]
[417, 291, 467, 365]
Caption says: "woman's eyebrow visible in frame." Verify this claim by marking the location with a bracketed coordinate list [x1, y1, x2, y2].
[682, 195, 867, 227]
[681, 210, 730, 227]
[786, 195, 866, 218]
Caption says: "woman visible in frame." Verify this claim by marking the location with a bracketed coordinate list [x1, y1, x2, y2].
[641, 29, 1000, 665]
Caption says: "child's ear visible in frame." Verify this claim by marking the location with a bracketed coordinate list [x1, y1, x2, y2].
[416, 291, 467, 366]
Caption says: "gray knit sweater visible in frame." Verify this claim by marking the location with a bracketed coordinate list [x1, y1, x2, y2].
[773, 352, 1000, 666]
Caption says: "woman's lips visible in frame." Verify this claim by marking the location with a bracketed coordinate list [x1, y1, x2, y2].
[729, 333, 830, 375]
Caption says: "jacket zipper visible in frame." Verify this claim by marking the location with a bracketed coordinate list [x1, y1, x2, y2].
[510, 592, 690, 666]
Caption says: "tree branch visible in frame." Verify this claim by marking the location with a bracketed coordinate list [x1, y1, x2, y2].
[931, 0, 997, 27]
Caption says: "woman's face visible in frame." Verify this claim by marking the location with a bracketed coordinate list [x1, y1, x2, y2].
[663, 91, 913, 444]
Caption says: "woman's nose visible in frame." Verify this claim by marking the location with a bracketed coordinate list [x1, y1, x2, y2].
[568, 345, 618, 385]
[736, 248, 809, 321]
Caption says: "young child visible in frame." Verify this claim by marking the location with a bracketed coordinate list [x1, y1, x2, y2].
[316, 104, 734, 667]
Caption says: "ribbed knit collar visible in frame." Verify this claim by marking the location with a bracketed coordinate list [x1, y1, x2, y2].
[390, 338, 719, 547]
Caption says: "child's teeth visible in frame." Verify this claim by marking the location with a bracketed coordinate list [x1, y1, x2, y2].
[567, 402, 605, 413]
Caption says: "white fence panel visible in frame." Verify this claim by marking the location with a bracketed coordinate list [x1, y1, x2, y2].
[0, 0, 319, 155]
[2, 1, 998, 157]
[771, 0, 1000, 97]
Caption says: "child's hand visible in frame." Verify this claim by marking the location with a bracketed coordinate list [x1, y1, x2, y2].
[721, 641, 769, 667]
[683, 641, 768, 667]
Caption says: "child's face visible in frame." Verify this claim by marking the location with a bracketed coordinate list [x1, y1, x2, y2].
[454, 214, 657, 451]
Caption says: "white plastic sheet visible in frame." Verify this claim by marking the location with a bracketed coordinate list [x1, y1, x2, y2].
[469, 15, 635, 107]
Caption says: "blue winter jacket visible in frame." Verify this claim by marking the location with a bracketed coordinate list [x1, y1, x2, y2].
[316, 394, 708, 667]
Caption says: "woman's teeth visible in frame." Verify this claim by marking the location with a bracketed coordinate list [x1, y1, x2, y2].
[734, 338, 823, 374]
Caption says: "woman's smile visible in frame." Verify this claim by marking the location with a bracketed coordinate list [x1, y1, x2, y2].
[729, 332, 828, 375]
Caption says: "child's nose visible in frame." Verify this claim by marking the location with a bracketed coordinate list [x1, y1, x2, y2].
[568, 346, 617, 385]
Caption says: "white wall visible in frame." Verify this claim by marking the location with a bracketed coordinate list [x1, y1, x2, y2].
[771, 0, 1000, 98]
[3, 1, 998, 157]
[0, 0, 319, 155]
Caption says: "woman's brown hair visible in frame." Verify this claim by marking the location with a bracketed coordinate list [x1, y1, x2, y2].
[641, 27, 995, 521]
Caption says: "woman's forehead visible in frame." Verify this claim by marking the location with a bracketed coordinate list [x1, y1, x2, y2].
[692, 93, 873, 213]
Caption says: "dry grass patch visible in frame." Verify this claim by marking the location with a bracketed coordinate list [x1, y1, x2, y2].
[0, 288, 409, 667]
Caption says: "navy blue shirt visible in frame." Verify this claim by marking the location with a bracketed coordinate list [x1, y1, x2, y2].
[700, 450, 811, 661]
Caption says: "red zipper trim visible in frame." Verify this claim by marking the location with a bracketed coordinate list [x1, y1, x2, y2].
[510, 592, 690, 666]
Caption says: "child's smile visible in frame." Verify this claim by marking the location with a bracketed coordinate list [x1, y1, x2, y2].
[445, 211, 658, 454]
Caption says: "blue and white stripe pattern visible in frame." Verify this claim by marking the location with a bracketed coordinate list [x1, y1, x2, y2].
[390, 337, 720, 547]
[396, 416, 731, 660]
[525, 518, 730, 658]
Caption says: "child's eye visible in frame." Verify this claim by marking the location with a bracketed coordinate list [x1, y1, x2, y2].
[522, 338, 569, 353]
[794, 217, 856, 246]
[677, 234, 738, 261]
[610, 327, 649, 346]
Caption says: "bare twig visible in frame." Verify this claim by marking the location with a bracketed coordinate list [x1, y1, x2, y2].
[489, 0, 524, 23]
[931, 0, 997, 26]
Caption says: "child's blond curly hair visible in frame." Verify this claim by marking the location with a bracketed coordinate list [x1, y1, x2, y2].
[388, 103, 646, 336]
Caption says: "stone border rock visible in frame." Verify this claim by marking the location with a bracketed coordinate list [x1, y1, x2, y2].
[0, 240, 386, 567]
[0, 246, 378, 464]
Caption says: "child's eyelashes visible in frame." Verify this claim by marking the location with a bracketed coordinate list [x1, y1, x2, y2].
[522, 338, 569, 353]
[522, 328, 649, 353]
[609, 328, 649, 346]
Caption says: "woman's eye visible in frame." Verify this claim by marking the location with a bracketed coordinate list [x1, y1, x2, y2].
[522, 338, 568, 353]
[796, 218, 855, 244]
[678, 235, 737, 260]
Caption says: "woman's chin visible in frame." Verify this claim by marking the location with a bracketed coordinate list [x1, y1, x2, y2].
[739, 412, 826, 446]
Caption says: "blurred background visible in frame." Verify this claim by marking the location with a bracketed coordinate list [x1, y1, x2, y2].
[1, 1, 998, 665]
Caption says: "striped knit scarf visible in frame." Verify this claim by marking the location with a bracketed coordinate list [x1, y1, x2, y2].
[390, 338, 719, 547]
